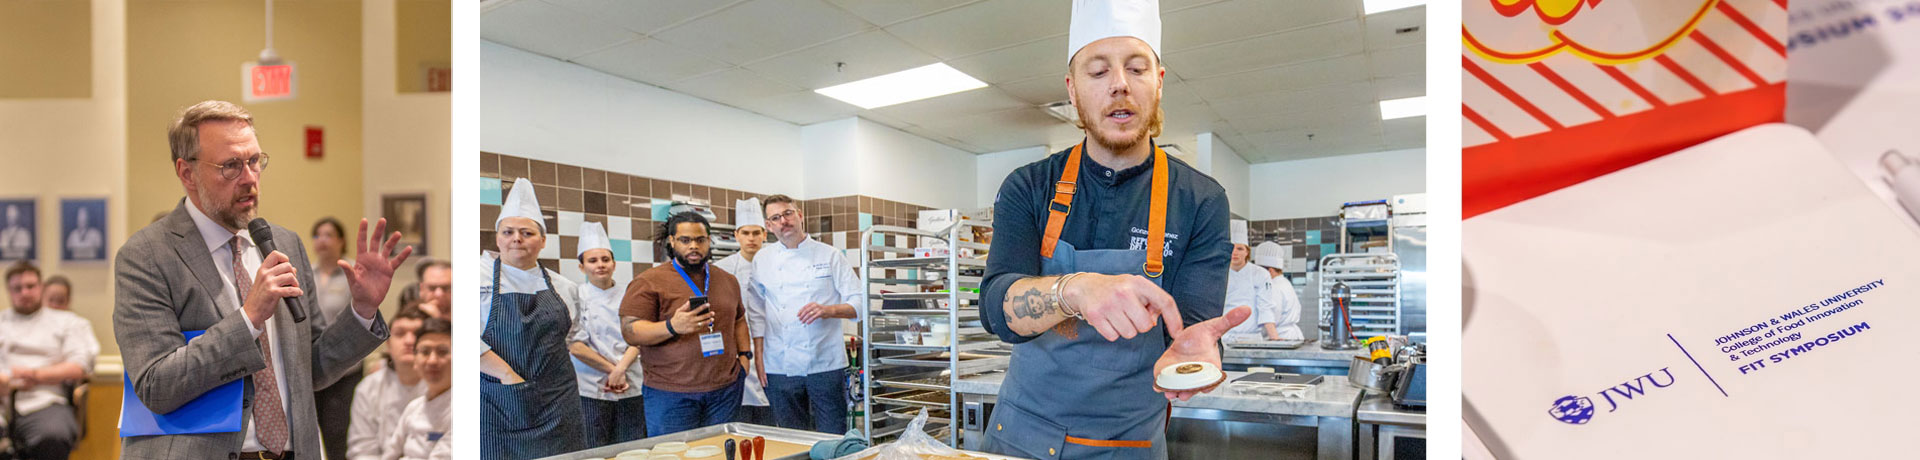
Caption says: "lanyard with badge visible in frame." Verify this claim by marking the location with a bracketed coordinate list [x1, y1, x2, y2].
[671, 259, 726, 358]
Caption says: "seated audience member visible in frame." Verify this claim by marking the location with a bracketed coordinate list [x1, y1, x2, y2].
[383, 318, 452, 460]
[346, 305, 432, 459]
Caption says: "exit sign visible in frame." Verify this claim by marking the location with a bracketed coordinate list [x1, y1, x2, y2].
[242, 62, 297, 102]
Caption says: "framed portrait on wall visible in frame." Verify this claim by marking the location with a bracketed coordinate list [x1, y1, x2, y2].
[0, 198, 36, 262]
[382, 194, 429, 257]
[60, 198, 107, 261]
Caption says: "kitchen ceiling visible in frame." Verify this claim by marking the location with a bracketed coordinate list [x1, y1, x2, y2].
[481, 0, 1426, 163]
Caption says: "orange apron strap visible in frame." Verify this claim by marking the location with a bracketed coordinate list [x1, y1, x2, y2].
[1040, 143, 1083, 258]
[1142, 146, 1169, 277]
[1065, 435, 1154, 449]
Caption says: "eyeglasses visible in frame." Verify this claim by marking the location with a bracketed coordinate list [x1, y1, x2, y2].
[190, 153, 270, 180]
[767, 209, 799, 222]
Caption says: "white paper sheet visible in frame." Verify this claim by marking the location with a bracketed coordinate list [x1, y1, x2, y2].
[1464, 124, 1920, 458]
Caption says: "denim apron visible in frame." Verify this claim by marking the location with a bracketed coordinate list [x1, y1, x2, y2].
[480, 257, 586, 459]
[981, 144, 1173, 460]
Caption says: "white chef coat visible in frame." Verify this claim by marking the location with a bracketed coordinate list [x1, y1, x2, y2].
[1268, 274, 1305, 340]
[0, 225, 29, 260]
[312, 266, 354, 332]
[187, 201, 379, 453]
[0, 307, 98, 416]
[714, 253, 769, 407]
[477, 252, 581, 355]
[749, 237, 862, 376]
[381, 390, 452, 460]
[1222, 264, 1279, 341]
[65, 226, 103, 260]
[570, 279, 643, 401]
[346, 366, 427, 460]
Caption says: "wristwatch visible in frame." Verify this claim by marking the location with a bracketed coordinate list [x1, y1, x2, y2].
[739, 350, 755, 360]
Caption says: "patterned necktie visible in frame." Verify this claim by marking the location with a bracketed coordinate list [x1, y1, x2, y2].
[233, 236, 289, 454]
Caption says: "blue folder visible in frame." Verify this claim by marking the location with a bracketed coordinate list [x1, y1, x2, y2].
[119, 330, 245, 437]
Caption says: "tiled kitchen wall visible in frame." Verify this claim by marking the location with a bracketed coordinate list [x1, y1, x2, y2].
[1250, 215, 1348, 274]
[479, 152, 941, 282]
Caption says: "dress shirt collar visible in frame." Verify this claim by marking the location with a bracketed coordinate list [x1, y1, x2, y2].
[184, 198, 251, 254]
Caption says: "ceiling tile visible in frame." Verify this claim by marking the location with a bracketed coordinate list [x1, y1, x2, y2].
[826, 0, 979, 27]
[1159, 101, 1225, 134]
[542, 0, 745, 35]
[1208, 81, 1375, 120]
[572, 37, 731, 85]
[922, 107, 1061, 153]
[1164, 20, 1364, 80]
[869, 87, 1029, 127]
[735, 91, 864, 125]
[1231, 102, 1380, 135]
[1161, 0, 1231, 13]
[1161, 0, 1357, 53]
[663, 68, 805, 110]
[1381, 116, 1425, 147]
[1363, 5, 1426, 51]
[1185, 54, 1370, 100]
[1373, 74, 1424, 100]
[1159, 77, 1204, 108]
[481, 0, 642, 60]
[946, 35, 1068, 84]
[1367, 44, 1424, 78]
[743, 30, 940, 89]
[995, 75, 1069, 105]
[884, 0, 1069, 60]
[651, 0, 874, 66]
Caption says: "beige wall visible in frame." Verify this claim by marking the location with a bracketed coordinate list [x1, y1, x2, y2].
[365, 0, 453, 316]
[394, 0, 451, 93]
[0, 0, 91, 98]
[1, 0, 447, 363]
[125, 0, 366, 261]
[0, 0, 127, 356]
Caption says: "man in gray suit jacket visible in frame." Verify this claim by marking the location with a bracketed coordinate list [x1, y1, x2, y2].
[115, 100, 413, 460]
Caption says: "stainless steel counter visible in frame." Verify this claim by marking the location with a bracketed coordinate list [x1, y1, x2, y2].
[1356, 394, 1425, 426]
[954, 371, 1361, 460]
[1222, 341, 1365, 375]
[1355, 393, 1428, 460]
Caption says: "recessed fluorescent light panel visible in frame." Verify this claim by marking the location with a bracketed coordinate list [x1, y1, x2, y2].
[1379, 96, 1426, 120]
[814, 63, 988, 109]
[1363, 0, 1426, 14]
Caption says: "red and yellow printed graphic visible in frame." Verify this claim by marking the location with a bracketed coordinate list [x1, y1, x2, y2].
[1463, 0, 1789, 217]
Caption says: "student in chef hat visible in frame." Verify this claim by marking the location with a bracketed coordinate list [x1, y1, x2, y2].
[1224, 220, 1281, 341]
[571, 221, 648, 447]
[715, 197, 774, 426]
[479, 177, 587, 458]
[1253, 241, 1305, 341]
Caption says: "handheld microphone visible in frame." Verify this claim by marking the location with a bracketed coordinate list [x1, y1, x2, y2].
[247, 217, 308, 323]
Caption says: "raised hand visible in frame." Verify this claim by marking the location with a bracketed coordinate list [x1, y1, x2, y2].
[340, 218, 415, 318]
[1153, 306, 1252, 401]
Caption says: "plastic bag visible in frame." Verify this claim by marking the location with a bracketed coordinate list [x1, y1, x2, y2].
[832, 409, 975, 460]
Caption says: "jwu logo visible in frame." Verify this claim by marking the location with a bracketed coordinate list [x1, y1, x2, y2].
[1547, 367, 1678, 425]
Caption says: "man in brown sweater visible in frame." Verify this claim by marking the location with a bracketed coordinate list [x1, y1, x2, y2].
[621, 212, 753, 436]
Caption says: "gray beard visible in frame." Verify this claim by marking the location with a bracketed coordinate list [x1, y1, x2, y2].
[196, 189, 254, 230]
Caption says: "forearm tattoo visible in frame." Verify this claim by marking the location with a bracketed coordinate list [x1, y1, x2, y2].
[1010, 286, 1053, 319]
